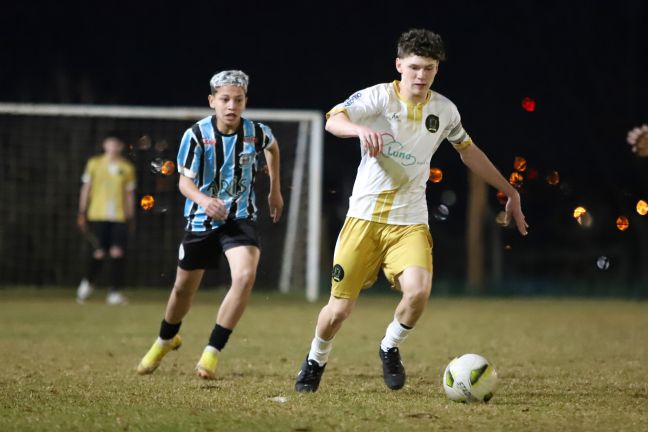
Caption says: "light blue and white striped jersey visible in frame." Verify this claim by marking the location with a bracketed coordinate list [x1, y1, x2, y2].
[177, 116, 274, 232]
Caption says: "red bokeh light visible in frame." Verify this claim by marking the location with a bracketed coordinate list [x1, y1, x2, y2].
[509, 172, 524, 189]
[429, 167, 443, 183]
[521, 97, 536, 112]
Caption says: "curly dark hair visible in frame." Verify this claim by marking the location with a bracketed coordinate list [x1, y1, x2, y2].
[397, 29, 446, 61]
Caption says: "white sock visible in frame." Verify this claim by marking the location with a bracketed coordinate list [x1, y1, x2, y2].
[308, 329, 334, 366]
[157, 336, 174, 345]
[204, 345, 219, 355]
[380, 318, 412, 352]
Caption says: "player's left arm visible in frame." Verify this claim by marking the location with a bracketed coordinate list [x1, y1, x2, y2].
[264, 138, 283, 223]
[458, 142, 528, 236]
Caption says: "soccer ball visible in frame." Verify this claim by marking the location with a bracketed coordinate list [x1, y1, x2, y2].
[443, 353, 498, 403]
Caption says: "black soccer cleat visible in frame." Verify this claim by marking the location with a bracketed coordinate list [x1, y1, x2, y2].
[379, 346, 406, 390]
[295, 355, 326, 393]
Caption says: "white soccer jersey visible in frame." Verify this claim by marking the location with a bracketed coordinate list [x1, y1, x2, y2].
[327, 81, 473, 225]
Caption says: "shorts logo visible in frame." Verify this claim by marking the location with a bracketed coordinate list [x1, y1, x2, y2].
[332, 264, 345, 282]
[178, 244, 185, 261]
[425, 114, 439, 133]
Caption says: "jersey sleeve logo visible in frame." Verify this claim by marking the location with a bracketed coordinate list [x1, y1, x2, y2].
[332, 264, 345, 282]
[425, 114, 439, 133]
[343, 92, 362, 107]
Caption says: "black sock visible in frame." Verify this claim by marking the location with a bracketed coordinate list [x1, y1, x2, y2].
[159, 319, 182, 340]
[110, 257, 125, 292]
[208, 324, 233, 351]
[86, 257, 103, 283]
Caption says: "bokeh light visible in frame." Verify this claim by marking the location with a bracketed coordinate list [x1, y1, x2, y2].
[150, 158, 164, 173]
[496, 191, 507, 205]
[509, 172, 523, 189]
[514, 156, 527, 172]
[495, 211, 508, 226]
[433, 204, 449, 221]
[616, 216, 629, 231]
[546, 170, 560, 186]
[637, 200, 648, 216]
[573, 206, 587, 219]
[154, 139, 169, 152]
[577, 212, 592, 228]
[596, 256, 610, 270]
[137, 135, 152, 150]
[140, 195, 155, 211]
[526, 167, 539, 181]
[441, 190, 457, 206]
[160, 160, 176, 176]
[521, 97, 536, 112]
[429, 167, 443, 183]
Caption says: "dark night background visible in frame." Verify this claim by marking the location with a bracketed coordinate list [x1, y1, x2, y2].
[1, 1, 647, 295]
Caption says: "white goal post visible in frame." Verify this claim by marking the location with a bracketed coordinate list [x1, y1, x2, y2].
[0, 103, 324, 302]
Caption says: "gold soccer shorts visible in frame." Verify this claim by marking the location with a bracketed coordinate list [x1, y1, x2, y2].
[331, 217, 433, 299]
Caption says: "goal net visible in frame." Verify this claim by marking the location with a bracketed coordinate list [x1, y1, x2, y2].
[0, 103, 323, 302]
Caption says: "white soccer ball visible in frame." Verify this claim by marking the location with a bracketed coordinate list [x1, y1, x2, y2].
[443, 353, 498, 403]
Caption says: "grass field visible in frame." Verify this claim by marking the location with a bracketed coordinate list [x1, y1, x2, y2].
[1, 288, 647, 431]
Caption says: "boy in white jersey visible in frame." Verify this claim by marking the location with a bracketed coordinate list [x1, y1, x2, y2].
[295, 29, 528, 392]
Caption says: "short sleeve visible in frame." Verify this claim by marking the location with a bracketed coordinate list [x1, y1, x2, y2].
[446, 104, 473, 151]
[81, 159, 94, 183]
[177, 127, 203, 179]
[257, 123, 275, 151]
[326, 85, 382, 123]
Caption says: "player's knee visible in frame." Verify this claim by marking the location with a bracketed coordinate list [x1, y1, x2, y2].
[327, 302, 353, 325]
[172, 282, 194, 299]
[92, 249, 106, 259]
[403, 284, 431, 305]
[231, 268, 257, 290]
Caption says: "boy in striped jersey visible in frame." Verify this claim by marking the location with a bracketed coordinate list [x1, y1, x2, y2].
[295, 29, 528, 392]
[137, 70, 283, 379]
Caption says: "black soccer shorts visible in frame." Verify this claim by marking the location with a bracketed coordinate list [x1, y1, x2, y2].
[177, 219, 260, 270]
[88, 221, 129, 251]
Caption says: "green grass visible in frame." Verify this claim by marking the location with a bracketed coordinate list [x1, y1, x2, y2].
[1, 288, 647, 431]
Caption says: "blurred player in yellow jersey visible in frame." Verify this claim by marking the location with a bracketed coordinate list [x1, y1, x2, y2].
[295, 29, 528, 392]
[76, 135, 136, 305]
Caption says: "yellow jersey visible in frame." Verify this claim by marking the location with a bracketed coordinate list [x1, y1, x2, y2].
[82, 155, 136, 222]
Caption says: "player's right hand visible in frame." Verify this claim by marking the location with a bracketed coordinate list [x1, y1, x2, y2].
[202, 197, 227, 221]
[356, 127, 383, 157]
[504, 193, 529, 236]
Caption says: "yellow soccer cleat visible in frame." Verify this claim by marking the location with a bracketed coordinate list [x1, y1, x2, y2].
[136, 335, 182, 375]
[195, 348, 219, 380]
